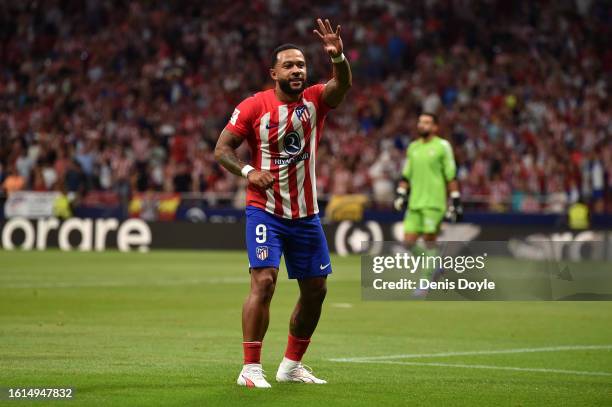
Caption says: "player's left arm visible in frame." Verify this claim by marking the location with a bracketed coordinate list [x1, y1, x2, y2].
[442, 140, 463, 222]
[313, 18, 352, 108]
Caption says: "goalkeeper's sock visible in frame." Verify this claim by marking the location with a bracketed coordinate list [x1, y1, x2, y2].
[421, 247, 440, 281]
[243, 341, 262, 365]
[409, 243, 427, 257]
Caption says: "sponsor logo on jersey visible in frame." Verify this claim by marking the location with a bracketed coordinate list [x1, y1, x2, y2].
[230, 108, 240, 125]
[273, 152, 310, 166]
[283, 131, 302, 155]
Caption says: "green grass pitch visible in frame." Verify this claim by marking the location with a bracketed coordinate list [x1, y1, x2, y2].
[1, 250, 611, 406]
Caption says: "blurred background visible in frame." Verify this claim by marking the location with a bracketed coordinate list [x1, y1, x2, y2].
[0, 0, 610, 231]
[1, 4, 611, 403]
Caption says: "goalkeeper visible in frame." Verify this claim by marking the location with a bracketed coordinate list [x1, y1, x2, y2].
[394, 113, 462, 282]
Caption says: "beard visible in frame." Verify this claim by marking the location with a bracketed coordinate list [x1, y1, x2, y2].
[418, 129, 431, 138]
[278, 77, 306, 95]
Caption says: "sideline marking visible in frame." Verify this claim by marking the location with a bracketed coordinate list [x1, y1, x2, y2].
[339, 360, 612, 377]
[0, 277, 249, 288]
[330, 345, 612, 362]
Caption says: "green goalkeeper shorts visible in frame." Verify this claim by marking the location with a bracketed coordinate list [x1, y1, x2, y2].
[404, 208, 445, 234]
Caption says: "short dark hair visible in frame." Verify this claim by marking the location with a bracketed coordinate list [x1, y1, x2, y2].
[420, 112, 439, 124]
[271, 43, 305, 67]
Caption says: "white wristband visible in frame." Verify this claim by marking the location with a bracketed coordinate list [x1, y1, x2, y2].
[331, 53, 345, 64]
[450, 191, 461, 199]
[241, 165, 255, 178]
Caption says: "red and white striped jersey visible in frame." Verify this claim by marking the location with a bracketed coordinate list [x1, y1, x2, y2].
[225, 84, 332, 219]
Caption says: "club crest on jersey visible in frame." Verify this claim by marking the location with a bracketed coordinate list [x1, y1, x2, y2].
[283, 131, 302, 156]
[295, 105, 310, 122]
[256, 246, 269, 261]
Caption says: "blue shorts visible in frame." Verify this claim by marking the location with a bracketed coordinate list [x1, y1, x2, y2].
[245, 206, 332, 280]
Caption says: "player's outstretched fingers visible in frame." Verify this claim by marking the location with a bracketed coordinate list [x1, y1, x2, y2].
[316, 18, 327, 34]
[325, 19, 333, 33]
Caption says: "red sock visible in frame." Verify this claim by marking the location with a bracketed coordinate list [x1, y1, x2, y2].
[243, 341, 262, 365]
[284, 334, 311, 362]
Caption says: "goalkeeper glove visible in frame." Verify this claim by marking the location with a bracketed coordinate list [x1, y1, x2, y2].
[393, 186, 409, 211]
[446, 191, 464, 223]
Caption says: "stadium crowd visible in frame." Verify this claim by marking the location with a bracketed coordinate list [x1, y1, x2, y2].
[0, 0, 610, 213]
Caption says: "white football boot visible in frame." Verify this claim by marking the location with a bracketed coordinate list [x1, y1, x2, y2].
[276, 357, 327, 384]
[237, 364, 272, 388]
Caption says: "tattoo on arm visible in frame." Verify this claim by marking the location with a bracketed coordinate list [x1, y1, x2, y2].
[214, 129, 246, 177]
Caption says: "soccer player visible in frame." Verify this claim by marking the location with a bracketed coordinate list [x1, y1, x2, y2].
[394, 113, 463, 280]
[214, 18, 351, 388]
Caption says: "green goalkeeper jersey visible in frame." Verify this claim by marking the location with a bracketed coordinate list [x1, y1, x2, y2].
[401, 135, 456, 210]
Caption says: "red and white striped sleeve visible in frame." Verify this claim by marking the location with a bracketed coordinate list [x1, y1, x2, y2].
[224, 96, 257, 139]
